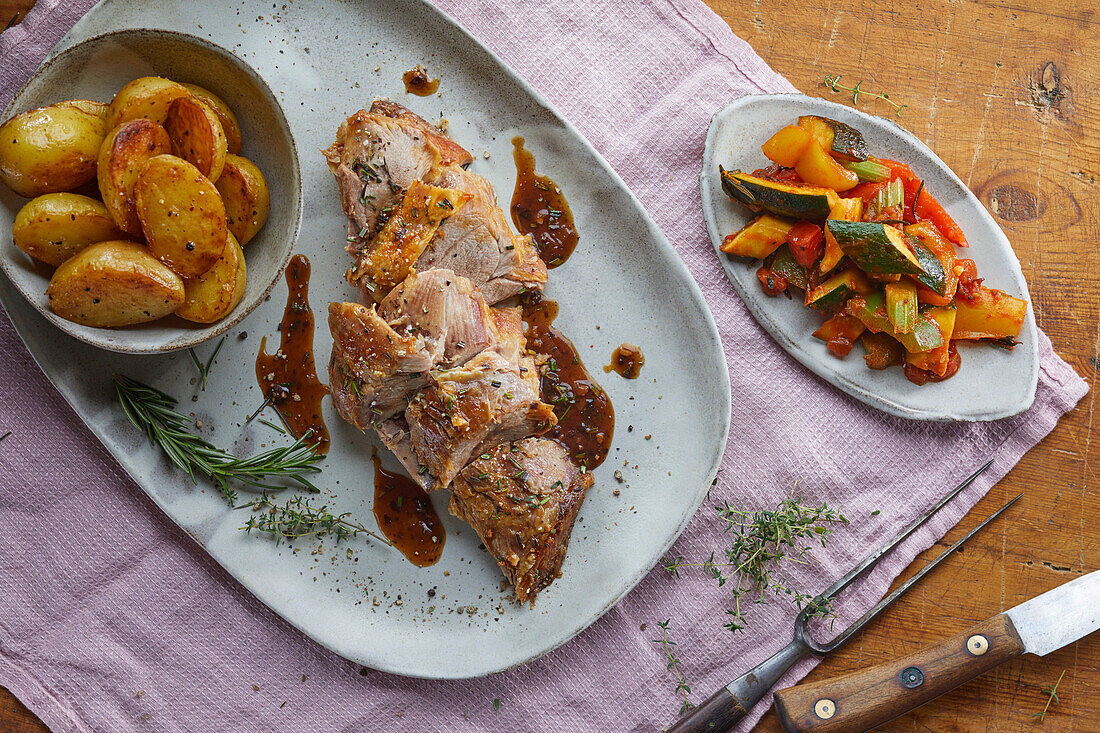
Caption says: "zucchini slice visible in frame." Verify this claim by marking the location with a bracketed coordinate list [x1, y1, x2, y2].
[826, 221, 925, 276]
[797, 115, 869, 162]
[907, 235, 948, 295]
[769, 246, 809, 291]
[806, 269, 872, 311]
[720, 168, 838, 220]
[845, 294, 946, 353]
[720, 214, 796, 259]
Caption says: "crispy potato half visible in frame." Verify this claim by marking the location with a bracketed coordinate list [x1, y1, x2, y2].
[13, 192, 126, 266]
[97, 119, 172, 236]
[0, 102, 109, 197]
[165, 96, 227, 182]
[135, 154, 227, 278]
[180, 83, 243, 155]
[177, 231, 247, 323]
[47, 240, 185, 327]
[215, 154, 270, 245]
[106, 76, 189, 129]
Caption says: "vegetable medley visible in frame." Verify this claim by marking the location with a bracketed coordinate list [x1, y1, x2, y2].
[719, 115, 1027, 385]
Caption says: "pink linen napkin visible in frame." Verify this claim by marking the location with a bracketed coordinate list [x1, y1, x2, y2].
[0, 1, 1087, 732]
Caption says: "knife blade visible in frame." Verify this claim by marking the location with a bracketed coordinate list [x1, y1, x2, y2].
[772, 569, 1100, 733]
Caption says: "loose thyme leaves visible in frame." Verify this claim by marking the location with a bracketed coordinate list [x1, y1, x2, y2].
[241, 492, 391, 547]
[188, 336, 226, 392]
[664, 492, 848, 633]
[823, 73, 908, 117]
[115, 375, 322, 505]
[652, 619, 694, 716]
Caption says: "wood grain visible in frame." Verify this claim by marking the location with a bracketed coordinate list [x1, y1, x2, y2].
[1, 0, 1098, 731]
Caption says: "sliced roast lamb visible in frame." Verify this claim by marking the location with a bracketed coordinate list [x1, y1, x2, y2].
[450, 438, 593, 604]
[324, 100, 546, 304]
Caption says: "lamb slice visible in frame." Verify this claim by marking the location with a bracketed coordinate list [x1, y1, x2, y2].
[419, 165, 547, 303]
[369, 100, 473, 169]
[378, 269, 498, 367]
[405, 350, 556, 489]
[328, 302, 435, 429]
[323, 103, 470, 254]
[376, 418, 436, 491]
[345, 180, 472, 301]
[450, 438, 593, 604]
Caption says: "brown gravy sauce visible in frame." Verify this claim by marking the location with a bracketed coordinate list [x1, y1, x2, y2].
[255, 255, 330, 454]
[510, 136, 579, 268]
[604, 343, 645, 379]
[402, 65, 440, 96]
[372, 450, 445, 566]
[521, 292, 613, 470]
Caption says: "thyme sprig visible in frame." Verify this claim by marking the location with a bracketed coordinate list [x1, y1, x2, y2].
[1033, 670, 1066, 722]
[824, 74, 908, 117]
[188, 336, 226, 391]
[241, 492, 391, 547]
[115, 375, 322, 504]
[664, 493, 848, 632]
[653, 619, 694, 716]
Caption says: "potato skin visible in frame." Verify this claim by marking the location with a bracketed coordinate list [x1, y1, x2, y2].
[97, 119, 172, 236]
[135, 154, 227, 278]
[177, 230, 247, 323]
[165, 96, 227, 182]
[47, 240, 185, 327]
[13, 192, 126, 266]
[180, 83, 242, 155]
[0, 103, 108, 197]
[56, 99, 109, 122]
[215, 154, 270, 245]
[106, 76, 189, 129]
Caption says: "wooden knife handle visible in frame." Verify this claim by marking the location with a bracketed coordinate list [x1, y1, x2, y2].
[773, 614, 1025, 733]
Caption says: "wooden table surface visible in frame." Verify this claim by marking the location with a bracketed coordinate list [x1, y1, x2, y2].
[2, 0, 1097, 730]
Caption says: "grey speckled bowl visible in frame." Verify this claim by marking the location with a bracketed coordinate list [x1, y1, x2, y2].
[0, 28, 301, 354]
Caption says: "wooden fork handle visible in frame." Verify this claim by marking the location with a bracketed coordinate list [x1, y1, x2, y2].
[773, 614, 1025, 733]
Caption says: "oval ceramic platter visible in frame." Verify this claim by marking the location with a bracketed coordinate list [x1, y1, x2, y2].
[0, 0, 731, 677]
[701, 94, 1038, 421]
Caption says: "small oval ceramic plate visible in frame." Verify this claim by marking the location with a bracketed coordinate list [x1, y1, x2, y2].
[701, 93, 1038, 421]
[0, 29, 302, 354]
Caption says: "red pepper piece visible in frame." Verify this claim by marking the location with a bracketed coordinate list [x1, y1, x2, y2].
[878, 159, 968, 247]
[786, 221, 824, 269]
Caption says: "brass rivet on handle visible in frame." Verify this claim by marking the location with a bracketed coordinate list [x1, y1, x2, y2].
[814, 698, 836, 719]
[966, 634, 990, 656]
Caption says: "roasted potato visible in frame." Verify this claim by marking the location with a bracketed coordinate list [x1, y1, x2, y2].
[134, 154, 226, 278]
[0, 102, 108, 197]
[56, 99, 109, 121]
[12, 192, 126, 266]
[47, 240, 185, 327]
[215, 154, 270, 245]
[177, 231, 246, 323]
[180, 83, 242, 155]
[97, 119, 172, 236]
[165, 96, 227, 182]
[106, 76, 189, 129]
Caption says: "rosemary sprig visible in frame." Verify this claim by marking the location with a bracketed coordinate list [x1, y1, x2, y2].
[1033, 670, 1066, 722]
[241, 492, 391, 547]
[824, 74, 908, 117]
[653, 619, 694, 716]
[189, 336, 226, 391]
[665, 493, 847, 632]
[114, 375, 322, 505]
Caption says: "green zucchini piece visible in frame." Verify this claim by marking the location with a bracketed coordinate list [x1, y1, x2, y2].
[884, 280, 918, 334]
[843, 159, 891, 182]
[845, 294, 945, 353]
[720, 167, 838, 219]
[806, 269, 871, 311]
[826, 220, 925, 276]
[797, 115, 869, 162]
[907, 236, 949, 296]
[720, 214, 796, 259]
[769, 246, 809, 291]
